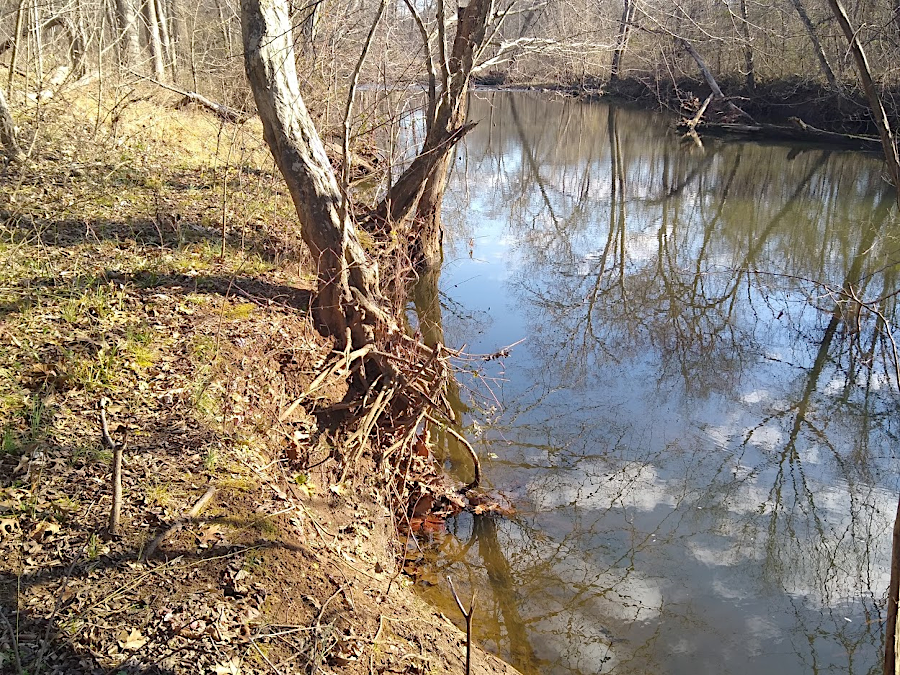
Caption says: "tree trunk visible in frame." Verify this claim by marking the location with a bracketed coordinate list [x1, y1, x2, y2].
[143, 0, 166, 80]
[166, 0, 184, 77]
[678, 38, 751, 121]
[371, 0, 493, 269]
[240, 0, 387, 351]
[738, 0, 754, 91]
[0, 87, 25, 163]
[788, 0, 838, 89]
[825, 0, 900, 209]
[154, 0, 175, 79]
[7, 0, 27, 94]
[887, 493, 900, 675]
[44, 15, 87, 78]
[213, 0, 233, 58]
[115, 0, 142, 69]
[610, 0, 635, 81]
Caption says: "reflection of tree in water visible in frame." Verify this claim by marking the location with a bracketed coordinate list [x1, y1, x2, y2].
[426, 92, 900, 675]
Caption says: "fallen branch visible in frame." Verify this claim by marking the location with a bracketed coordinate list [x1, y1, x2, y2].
[100, 398, 126, 538]
[0, 608, 23, 675]
[684, 93, 713, 131]
[143, 485, 216, 559]
[127, 70, 250, 123]
[448, 576, 475, 675]
[676, 118, 884, 152]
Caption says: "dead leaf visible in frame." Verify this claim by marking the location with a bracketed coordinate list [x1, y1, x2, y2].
[213, 656, 241, 674]
[31, 520, 61, 542]
[0, 517, 20, 540]
[117, 628, 148, 651]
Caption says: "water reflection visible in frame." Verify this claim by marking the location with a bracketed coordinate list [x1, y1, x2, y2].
[414, 91, 900, 675]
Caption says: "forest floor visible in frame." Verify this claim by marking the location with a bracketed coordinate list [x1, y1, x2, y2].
[0, 85, 520, 675]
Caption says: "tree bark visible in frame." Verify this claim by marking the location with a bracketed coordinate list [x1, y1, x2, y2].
[115, 0, 142, 69]
[788, 0, 838, 89]
[0, 87, 25, 163]
[154, 0, 175, 79]
[371, 0, 493, 269]
[7, 0, 27, 95]
[738, 0, 754, 91]
[240, 0, 388, 351]
[610, 0, 635, 81]
[143, 0, 166, 80]
[166, 0, 184, 76]
[825, 0, 900, 209]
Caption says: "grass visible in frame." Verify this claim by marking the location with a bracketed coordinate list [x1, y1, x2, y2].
[217, 476, 260, 492]
[146, 483, 173, 507]
[204, 447, 220, 472]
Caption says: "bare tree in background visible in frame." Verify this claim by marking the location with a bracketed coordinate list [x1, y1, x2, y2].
[610, 0, 635, 81]
[787, 0, 838, 89]
[0, 87, 24, 163]
[115, 0, 142, 69]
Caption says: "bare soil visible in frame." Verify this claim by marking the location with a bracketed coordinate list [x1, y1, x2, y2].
[0, 85, 521, 675]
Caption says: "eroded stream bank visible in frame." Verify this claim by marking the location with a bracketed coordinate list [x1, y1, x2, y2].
[411, 90, 900, 675]
[478, 76, 899, 150]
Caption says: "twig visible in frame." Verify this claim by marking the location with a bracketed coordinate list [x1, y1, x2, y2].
[143, 485, 216, 559]
[447, 576, 476, 675]
[0, 608, 23, 675]
[250, 639, 281, 674]
[340, 0, 388, 229]
[423, 413, 481, 491]
[100, 398, 125, 538]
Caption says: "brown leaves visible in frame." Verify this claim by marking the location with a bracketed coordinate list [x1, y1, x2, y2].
[0, 516, 19, 539]
[116, 628, 148, 651]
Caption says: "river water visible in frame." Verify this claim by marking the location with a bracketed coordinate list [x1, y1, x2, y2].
[409, 90, 900, 675]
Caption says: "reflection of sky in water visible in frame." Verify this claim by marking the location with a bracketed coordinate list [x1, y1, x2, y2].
[426, 92, 900, 675]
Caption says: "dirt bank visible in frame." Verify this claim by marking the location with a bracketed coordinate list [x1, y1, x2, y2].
[0, 87, 521, 675]
[477, 72, 898, 143]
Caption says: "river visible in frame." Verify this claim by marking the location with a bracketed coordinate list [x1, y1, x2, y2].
[409, 90, 900, 675]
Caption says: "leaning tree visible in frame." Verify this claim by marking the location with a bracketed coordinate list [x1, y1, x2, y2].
[241, 0, 392, 354]
[241, 0, 486, 489]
